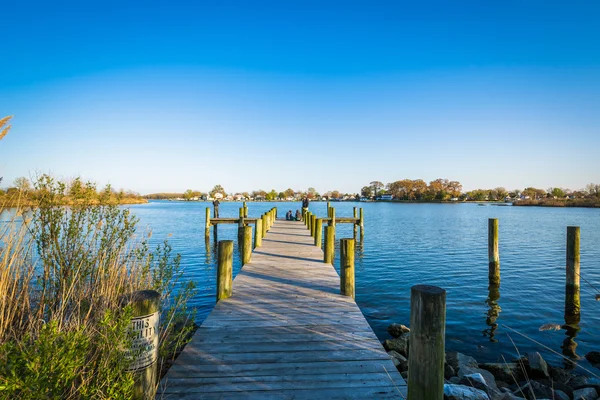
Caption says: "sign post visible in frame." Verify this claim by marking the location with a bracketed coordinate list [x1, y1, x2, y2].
[124, 290, 160, 399]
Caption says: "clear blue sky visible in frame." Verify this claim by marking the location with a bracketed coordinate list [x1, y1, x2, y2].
[1, 1, 599, 194]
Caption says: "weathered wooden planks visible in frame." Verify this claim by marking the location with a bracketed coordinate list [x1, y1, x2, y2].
[157, 220, 405, 399]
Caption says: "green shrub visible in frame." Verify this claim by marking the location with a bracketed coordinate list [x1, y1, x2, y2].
[0, 175, 196, 399]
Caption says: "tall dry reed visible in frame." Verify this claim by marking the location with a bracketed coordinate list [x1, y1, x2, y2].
[0, 176, 196, 399]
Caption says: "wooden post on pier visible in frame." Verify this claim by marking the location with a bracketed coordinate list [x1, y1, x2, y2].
[324, 226, 334, 264]
[359, 208, 364, 240]
[205, 207, 211, 239]
[340, 238, 355, 298]
[311, 214, 316, 237]
[254, 219, 263, 248]
[261, 214, 267, 237]
[124, 290, 160, 400]
[330, 208, 336, 228]
[566, 226, 581, 316]
[488, 218, 500, 285]
[242, 226, 252, 265]
[307, 212, 312, 230]
[217, 241, 233, 301]
[353, 207, 358, 239]
[315, 218, 323, 248]
[408, 285, 446, 400]
[238, 208, 245, 241]
[243, 202, 248, 218]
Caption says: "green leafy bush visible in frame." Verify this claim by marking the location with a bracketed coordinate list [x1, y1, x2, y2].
[0, 175, 196, 399]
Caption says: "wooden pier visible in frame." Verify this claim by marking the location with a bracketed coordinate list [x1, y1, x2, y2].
[158, 218, 406, 399]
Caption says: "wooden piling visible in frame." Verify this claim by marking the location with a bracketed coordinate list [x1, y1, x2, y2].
[340, 238, 355, 298]
[408, 285, 446, 400]
[217, 240, 233, 301]
[488, 218, 500, 285]
[124, 290, 160, 400]
[307, 212, 312, 230]
[353, 207, 358, 239]
[566, 226, 580, 316]
[315, 218, 323, 248]
[205, 207, 211, 229]
[238, 209, 245, 241]
[311, 214, 316, 237]
[359, 208, 364, 240]
[254, 219, 263, 248]
[330, 208, 336, 228]
[242, 226, 252, 265]
[205, 207, 211, 240]
[324, 226, 334, 264]
[261, 214, 267, 237]
[243, 202, 248, 218]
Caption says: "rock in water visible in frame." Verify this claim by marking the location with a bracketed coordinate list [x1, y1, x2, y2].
[445, 363, 456, 379]
[585, 351, 600, 365]
[447, 351, 479, 371]
[387, 323, 410, 338]
[444, 384, 490, 400]
[387, 350, 408, 372]
[458, 366, 499, 392]
[516, 381, 569, 400]
[479, 363, 523, 383]
[573, 387, 598, 400]
[527, 352, 549, 379]
[383, 334, 409, 357]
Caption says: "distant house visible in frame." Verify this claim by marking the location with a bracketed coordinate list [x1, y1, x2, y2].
[233, 194, 245, 201]
[379, 194, 393, 201]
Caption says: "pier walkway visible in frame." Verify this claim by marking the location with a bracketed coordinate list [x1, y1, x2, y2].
[158, 219, 406, 399]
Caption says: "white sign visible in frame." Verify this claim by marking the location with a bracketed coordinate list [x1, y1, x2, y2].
[125, 311, 160, 372]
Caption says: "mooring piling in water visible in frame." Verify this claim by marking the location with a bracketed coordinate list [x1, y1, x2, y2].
[217, 240, 233, 301]
[359, 208, 364, 240]
[330, 207, 336, 228]
[311, 214, 316, 237]
[205, 207, 211, 240]
[488, 218, 500, 285]
[353, 207, 358, 239]
[408, 284, 446, 400]
[340, 238, 355, 299]
[566, 226, 581, 316]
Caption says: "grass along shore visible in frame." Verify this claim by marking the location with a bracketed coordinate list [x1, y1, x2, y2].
[0, 175, 195, 399]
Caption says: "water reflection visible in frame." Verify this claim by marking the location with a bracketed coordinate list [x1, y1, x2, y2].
[562, 313, 581, 369]
[205, 233, 212, 265]
[483, 284, 501, 342]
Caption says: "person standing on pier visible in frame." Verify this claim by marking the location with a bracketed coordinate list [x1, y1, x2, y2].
[213, 199, 220, 218]
[302, 197, 309, 211]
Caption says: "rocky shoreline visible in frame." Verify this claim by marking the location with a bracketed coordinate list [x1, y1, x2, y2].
[383, 323, 600, 400]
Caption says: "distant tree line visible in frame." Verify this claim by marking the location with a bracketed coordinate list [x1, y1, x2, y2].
[0, 175, 146, 206]
[144, 181, 600, 204]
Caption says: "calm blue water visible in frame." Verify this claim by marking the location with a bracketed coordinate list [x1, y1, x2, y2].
[131, 201, 600, 368]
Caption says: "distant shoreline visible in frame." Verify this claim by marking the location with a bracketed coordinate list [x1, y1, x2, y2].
[147, 198, 600, 209]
